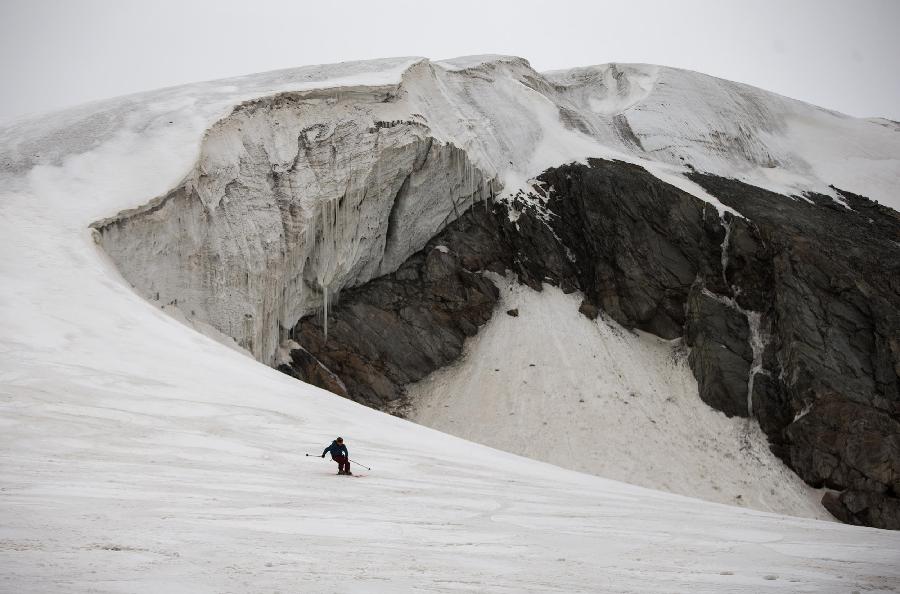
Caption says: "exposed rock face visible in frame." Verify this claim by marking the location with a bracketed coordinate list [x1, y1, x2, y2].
[283, 159, 722, 398]
[286, 158, 899, 528]
[684, 176, 900, 529]
[823, 489, 900, 529]
[534, 160, 728, 339]
[282, 208, 506, 410]
[577, 300, 599, 320]
[278, 346, 348, 398]
[684, 288, 753, 417]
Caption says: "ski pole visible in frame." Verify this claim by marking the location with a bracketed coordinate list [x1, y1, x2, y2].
[349, 459, 371, 471]
[305, 454, 323, 458]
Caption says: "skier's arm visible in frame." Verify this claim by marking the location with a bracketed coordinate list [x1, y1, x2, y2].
[342, 445, 348, 457]
[322, 446, 329, 457]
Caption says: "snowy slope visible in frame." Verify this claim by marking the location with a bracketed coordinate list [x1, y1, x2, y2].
[410, 276, 831, 520]
[2, 56, 900, 591]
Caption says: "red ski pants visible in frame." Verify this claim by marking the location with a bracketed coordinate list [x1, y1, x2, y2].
[332, 455, 350, 474]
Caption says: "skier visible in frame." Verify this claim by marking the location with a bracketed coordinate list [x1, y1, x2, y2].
[322, 437, 351, 475]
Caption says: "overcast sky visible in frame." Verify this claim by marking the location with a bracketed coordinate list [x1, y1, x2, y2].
[1, 0, 898, 123]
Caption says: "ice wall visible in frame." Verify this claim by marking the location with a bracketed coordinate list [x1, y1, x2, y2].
[93, 87, 496, 364]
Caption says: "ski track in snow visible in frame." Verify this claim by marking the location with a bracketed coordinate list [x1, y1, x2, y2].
[1, 55, 900, 592]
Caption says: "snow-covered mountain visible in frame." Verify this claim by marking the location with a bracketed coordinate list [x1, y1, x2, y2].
[1, 55, 899, 591]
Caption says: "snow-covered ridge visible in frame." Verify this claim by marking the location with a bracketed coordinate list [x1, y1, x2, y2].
[3, 54, 898, 206]
[0, 57, 424, 178]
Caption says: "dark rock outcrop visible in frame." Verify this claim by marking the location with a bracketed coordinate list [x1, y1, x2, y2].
[685, 176, 900, 529]
[578, 299, 599, 321]
[283, 158, 900, 528]
[823, 489, 900, 528]
[684, 287, 753, 417]
[537, 159, 728, 339]
[278, 346, 348, 398]
[283, 206, 507, 411]
[536, 162, 900, 528]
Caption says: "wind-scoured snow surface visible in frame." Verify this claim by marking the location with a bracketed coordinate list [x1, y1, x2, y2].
[2, 56, 900, 592]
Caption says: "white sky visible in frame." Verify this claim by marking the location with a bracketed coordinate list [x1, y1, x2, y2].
[1, 0, 898, 123]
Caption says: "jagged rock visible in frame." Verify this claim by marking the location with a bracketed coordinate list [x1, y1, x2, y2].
[539, 159, 727, 339]
[506, 308, 519, 317]
[688, 174, 900, 529]
[684, 286, 752, 417]
[751, 371, 793, 453]
[785, 400, 900, 493]
[286, 159, 731, 409]
[286, 229, 503, 409]
[823, 490, 900, 530]
[277, 347, 348, 398]
[499, 196, 578, 292]
[578, 300, 599, 320]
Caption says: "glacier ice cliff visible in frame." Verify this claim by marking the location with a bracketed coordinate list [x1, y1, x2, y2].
[93, 86, 496, 364]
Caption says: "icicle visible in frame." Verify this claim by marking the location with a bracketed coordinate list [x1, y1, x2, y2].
[323, 284, 328, 342]
[317, 194, 337, 344]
